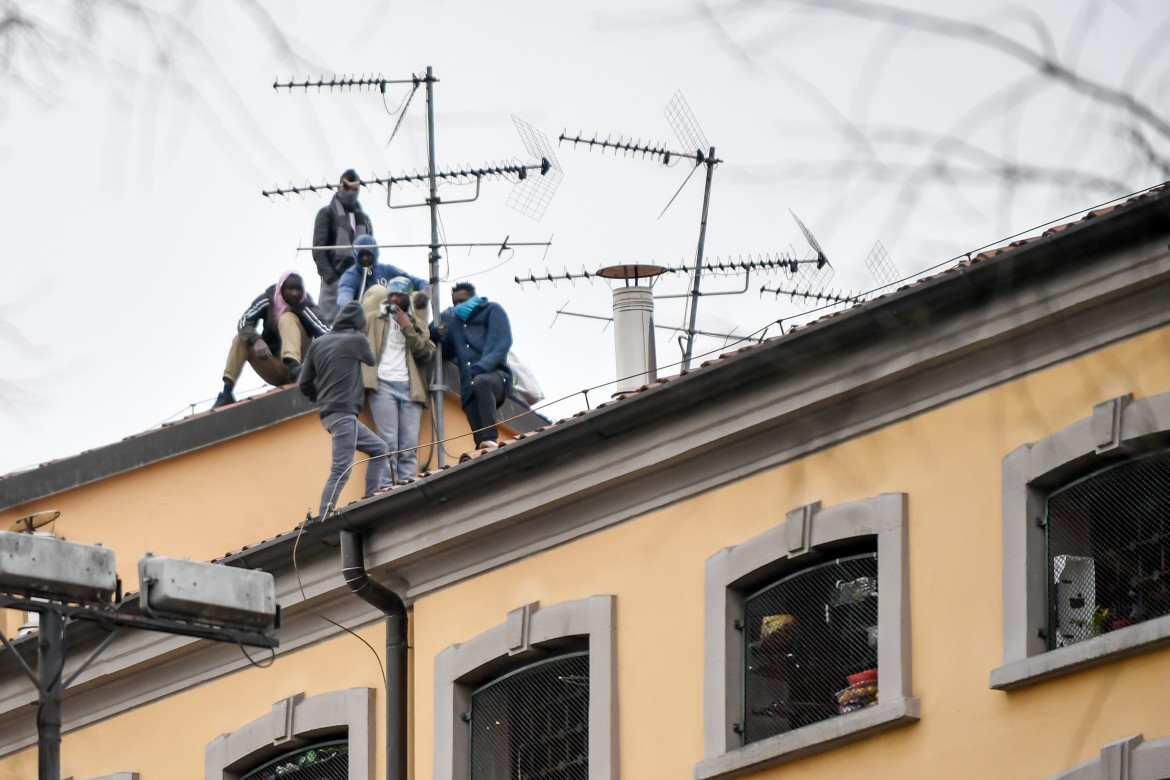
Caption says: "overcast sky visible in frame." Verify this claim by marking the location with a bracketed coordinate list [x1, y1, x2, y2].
[1, 0, 1166, 475]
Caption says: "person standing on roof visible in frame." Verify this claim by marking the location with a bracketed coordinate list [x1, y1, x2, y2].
[364, 277, 436, 483]
[313, 169, 373, 324]
[436, 282, 513, 452]
[213, 271, 328, 409]
[297, 301, 393, 518]
[335, 234, 430, 314]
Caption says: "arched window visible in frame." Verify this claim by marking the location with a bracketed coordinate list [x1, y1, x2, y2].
[1045, 450, 1170, 649]
[996, 392, 1170, 689]
[742, 550, 878, 744]
[205, 688, 373, 780]
[433, 596, 616, 780]
[699, 494, 915, 780]
[468, 652, 590, 779]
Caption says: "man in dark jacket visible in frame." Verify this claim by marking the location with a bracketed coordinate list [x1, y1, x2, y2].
[213, 271, 328, 409]
[298, 301, 392, 517]
[313, 169, 374, 324]
[437, 282, 513, 451]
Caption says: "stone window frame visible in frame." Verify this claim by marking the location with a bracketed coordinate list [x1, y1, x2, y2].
[696, 493, 917, 780]
[993, 392, 1170, 690]
[433, 595, 617, 780]
[1047, 733, 1170, 780]
[204, 688, 375, 780]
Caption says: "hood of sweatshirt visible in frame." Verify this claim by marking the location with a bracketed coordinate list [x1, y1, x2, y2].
[333, 301, 366, 332]
[352, 234, 380, 265]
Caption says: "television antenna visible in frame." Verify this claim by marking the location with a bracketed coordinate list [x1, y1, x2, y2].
[264, 68, 562, 466]
[560, 91, 726, 369]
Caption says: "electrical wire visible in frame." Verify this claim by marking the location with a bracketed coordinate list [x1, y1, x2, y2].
[457, 248, 516, 280]
[290, 515, 389, 688]
[234, 637, 277, 669]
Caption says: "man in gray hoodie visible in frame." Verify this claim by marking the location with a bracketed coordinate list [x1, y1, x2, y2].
[298, 301, 392, 517]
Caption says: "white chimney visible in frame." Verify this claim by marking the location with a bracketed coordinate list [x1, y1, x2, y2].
[612, 286, 657, 394]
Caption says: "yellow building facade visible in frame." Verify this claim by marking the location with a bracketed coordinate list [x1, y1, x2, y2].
[2, 184, 1170, 780]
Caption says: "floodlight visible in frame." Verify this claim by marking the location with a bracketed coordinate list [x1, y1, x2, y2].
[0, 529, 117, 603]
[138, 555, 277, 631]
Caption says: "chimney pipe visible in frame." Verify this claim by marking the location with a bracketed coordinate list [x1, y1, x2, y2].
[612, 287, 657, 394]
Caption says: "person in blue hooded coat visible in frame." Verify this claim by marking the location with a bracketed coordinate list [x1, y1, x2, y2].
[335, 235, 430, 314]
[436, 282, 513, 451]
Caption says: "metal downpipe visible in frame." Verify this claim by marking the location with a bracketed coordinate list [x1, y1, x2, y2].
[340, 530, 407, 780]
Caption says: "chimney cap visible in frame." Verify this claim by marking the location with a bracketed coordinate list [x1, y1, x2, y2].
[597, 264, 667, 282]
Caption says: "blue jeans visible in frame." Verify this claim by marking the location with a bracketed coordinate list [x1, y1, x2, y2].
[369, 379, 425, 482]
[318, 413, 392, 517]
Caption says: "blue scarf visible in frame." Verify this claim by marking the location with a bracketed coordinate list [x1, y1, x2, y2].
[453, 295, 484, 322]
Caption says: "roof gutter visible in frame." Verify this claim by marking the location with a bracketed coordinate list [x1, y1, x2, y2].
[340, 530, 407, 780]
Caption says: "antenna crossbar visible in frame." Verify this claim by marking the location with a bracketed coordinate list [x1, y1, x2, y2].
[272, 73, 433, 92]
[262, 160, 552, 198]
[559, 132, 707, 165]
[513, 253, 824, 287]
[760, 285, 859, 305]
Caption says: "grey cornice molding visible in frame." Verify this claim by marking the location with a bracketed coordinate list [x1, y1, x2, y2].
[0, 189, 1167, 758]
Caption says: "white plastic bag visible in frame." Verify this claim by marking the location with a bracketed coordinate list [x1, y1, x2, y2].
[507, 349, 545, 405]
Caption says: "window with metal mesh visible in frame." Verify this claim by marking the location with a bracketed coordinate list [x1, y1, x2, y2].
[741, 552, 879, 745]
[1046, 449, 1170, 650]
[468, 651, 589, 780]
[239, 739, 348, 780]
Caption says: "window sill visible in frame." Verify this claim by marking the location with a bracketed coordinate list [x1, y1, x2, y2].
[990, 615, 1170, 690]
[693, 698, 920, 780]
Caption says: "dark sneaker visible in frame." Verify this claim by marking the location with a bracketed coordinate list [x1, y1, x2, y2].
[211, 391, 236, 410]
[285, 361, 301, 383]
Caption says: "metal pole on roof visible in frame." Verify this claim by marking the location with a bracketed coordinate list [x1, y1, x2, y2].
[36, 609, 63, 780]
[682, 147, 717, 369]
[424, 65, 446, 467]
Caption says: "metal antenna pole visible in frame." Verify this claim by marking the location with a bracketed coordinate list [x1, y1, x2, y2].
[424, 66, 446, 467]
[37, 609, 63, 780]
[683, 147, 717, 368]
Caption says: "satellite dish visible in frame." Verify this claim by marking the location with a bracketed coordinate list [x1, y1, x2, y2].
[10, 510, 61, 534]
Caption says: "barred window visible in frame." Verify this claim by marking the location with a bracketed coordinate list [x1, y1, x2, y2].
[240, 740, 348, 780]
[1046, 449, 1170, 650]
[741, 552, 879, 744]
[467, 652, 589, 780]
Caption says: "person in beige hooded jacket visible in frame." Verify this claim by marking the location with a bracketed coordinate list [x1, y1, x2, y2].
[362, 276, 435, 482]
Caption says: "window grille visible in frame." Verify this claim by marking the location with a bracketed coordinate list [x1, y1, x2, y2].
[741, 552, 879, 745]
[240, 740, 348, 780]
[468, 651, 589, 780]
[1046, 449, 1170, 650]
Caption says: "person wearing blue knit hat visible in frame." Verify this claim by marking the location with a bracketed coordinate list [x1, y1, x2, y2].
[335, 235, 430, 314]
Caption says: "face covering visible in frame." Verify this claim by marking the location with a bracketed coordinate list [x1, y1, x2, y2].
[337, 189, 358, 210]
[453, 295, 483, 322]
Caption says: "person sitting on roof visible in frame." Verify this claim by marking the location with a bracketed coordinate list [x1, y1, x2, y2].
[297, 301, 393, 518]
[363, 277, 436, 483]
[435, 282, 513, 453]
[335, 235, 430, 317]
[213, 271, 328, 409]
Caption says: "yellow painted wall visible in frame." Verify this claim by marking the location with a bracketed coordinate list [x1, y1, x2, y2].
[0, 391, 496, 588]
[409, 322, 1170, 780]
[4, 325, 1170, 779]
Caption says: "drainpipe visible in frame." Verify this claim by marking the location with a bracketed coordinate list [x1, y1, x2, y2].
[340, 530, 407, 780]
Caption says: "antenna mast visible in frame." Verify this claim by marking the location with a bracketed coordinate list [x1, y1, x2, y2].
[560, 91, 721, 368]
[424, 66, 445, 455]
[266, 68, 562, 465]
